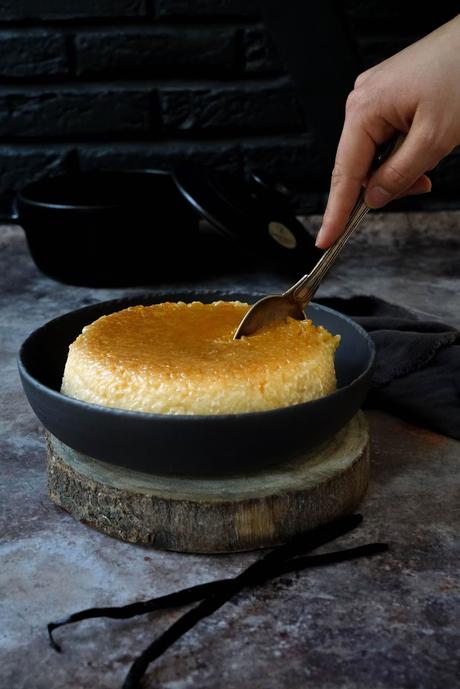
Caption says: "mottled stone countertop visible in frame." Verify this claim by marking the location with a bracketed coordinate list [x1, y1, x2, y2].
[1, 216, 459, 689]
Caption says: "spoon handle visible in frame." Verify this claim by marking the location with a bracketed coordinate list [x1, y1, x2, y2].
[287, 134, 404, 307]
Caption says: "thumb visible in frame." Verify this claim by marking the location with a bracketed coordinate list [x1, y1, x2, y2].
[365, 122, 445, 208]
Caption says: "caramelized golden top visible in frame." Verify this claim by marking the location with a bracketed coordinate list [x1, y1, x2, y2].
[61, 301, 340, 415]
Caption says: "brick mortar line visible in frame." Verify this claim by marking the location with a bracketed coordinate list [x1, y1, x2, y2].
[0, 73, 287, 86]
[0, 77, 292, 90]
[0, 17, 262, 29]
[0, 26, 422, 42]
[0, 130, 308, 144]
[0, 21, 262, 32]
[0, 135, 313, 148]
[0, 139, 457, 158]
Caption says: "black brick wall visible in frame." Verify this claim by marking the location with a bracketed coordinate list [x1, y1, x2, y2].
[0, 0, 459, 217]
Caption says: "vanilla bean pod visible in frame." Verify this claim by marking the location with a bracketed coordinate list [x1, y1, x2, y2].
[46, 514, 388, 689]
[47, 580, 225, 653]
[123, 541, 386, 689]
[48, 536, 383, 652]
[49, 514, 361, 650]
[122, 514, 369, 688]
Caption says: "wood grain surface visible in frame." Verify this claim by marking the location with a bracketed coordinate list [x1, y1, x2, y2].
[46, 412, 369, 553]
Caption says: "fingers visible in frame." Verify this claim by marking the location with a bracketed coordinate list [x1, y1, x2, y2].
[396, 174, 432, 198]
[318, 176, 430, 246]
[353, 67, 375, 89]
[315, 98, 385, 248]
[365, 119, 445, 208]
[317, 112, 444, 249]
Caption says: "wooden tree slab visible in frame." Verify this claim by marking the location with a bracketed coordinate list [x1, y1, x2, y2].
[46, 411, 369, 553]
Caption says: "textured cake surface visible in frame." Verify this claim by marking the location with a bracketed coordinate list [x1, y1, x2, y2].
[61, 301, 341, 415]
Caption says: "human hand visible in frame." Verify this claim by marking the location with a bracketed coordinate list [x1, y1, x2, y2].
[316, 15, 460, 248]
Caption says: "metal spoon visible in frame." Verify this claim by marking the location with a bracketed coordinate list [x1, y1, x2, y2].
[234, 135, 403, 339]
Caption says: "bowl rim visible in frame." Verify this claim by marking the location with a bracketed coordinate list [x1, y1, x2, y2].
[16, 169, 172, 212]
[18, 294, 376, 423]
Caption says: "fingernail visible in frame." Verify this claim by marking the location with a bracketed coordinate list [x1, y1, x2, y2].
[366, 185, 392, 208]
[409, 187, 431, 197]
[315, 226, 325, 247]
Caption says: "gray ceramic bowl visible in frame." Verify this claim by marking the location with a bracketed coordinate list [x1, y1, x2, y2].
[18, 290, 375, 476]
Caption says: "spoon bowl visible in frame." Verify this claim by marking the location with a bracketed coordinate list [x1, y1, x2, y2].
[233, 294, 304, 338]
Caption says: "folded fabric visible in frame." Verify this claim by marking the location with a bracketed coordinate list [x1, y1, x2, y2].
[316, 296, 460, 440]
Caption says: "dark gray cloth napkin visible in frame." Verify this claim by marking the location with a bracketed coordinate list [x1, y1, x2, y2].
[316, 296, 460, 440]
